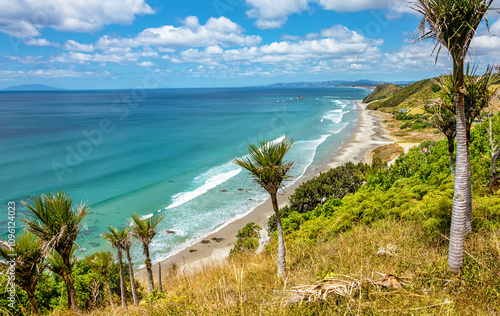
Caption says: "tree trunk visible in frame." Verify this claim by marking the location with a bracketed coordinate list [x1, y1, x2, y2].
[465, 146, 472, 233]
[158, 262, 162, 292]
[27, 290, 40, 315]
[446, 135, 455, 175]
[271, 193, 286, 279]
[62, 256, 78, 311]
[117, 250, 127, 309]
[126, 249, 139, 305]
[105, 279, 114, 310]
[144, 244, 154, 294]
[449, 90, 468, 273]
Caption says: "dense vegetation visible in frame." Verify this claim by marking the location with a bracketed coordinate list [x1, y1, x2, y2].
[367, 79, 435, 111]
[362, 83, 402, 103]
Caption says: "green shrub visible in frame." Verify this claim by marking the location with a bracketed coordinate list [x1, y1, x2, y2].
[268, 162, 369, 233]
[230, 222, 261, 256]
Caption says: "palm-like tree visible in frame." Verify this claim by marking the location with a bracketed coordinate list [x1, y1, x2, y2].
[130, 213, 164, 294]
[106, 226, 139, 305]
[102, 226, 128, 309]
[234, 137, 294, 278]
[23, 191, 89, 310]
[0, 232, 46, 315]
[88, 251, 115, 310]
[411, 0, 493, 272]
[46, 247, 77, 310]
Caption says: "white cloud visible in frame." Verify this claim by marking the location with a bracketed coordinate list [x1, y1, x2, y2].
[24, 38, 59, 47]
[381, 42, 450, 73]
[64, 40, 94, 52]
[244, 0, 413, 29]
[138, 61, 154, 67]
[246, 0, 308, 29]
[164, 24, 382, 73]
[0, 0, 154, 38]
[131, 16, 262, 48]
[51, 50, 158, 65]
[318, 0, 410, 13]
[5, 55, 45, 64]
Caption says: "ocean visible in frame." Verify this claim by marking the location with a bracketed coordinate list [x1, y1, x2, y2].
[0, 86, 369, 266]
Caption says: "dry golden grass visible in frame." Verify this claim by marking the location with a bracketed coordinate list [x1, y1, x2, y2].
[51, 219, 500, 315]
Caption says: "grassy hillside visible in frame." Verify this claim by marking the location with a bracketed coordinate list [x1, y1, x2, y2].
[39, 128, 499, 316]
[362, 83, 402, 103]
[366, 79, 437, 112]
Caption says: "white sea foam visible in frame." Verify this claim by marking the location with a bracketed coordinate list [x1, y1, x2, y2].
[288, 134, 331, 184]
[140, 214, 154, 220]
[331, 122, 349, 134]
[268, 135, 286, 146]
[323, 109, 344, 124]
[166, 165, 242, 210]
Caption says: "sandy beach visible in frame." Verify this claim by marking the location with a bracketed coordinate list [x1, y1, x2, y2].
[136, 100, 393, 281]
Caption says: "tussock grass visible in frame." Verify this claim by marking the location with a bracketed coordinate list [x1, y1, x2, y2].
[53, 219, 500, 315]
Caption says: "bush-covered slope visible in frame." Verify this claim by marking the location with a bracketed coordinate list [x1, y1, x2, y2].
[366, 78, 437, 112]
[363, 83, 402, 103]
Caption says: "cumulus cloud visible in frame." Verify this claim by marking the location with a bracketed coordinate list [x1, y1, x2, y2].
[131, 16, 262, 48]
[318, 0, 411, 13]
[246, 0, 309, 29]
[0, 0, 154, 38]
[24, 38, 59, 47]
[244, 0, 413, 29]
[163, 24, 382, 74]
[63, 40, 95, 52]
[52, 50, 158, 65]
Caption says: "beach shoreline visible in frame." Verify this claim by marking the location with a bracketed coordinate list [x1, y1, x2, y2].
[136, 100, 393, 281]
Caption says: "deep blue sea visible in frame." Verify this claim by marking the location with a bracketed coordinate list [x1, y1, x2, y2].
[0, 86, 369, 265]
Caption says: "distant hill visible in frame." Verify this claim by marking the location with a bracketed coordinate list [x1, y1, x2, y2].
[363, 83, 402, 103]
[4, 84, 64, 91]
[267, 79, 414, 89]
[365, 79, 437, 112]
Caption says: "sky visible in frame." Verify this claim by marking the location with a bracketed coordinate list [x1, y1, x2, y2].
[0, 0, 499, 89]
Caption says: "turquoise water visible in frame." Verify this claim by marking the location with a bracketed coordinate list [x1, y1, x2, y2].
[0, 87, 369, 265]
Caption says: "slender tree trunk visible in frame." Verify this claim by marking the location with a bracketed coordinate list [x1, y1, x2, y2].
[449, 90, 468, 273]
[27, 290, 40, 315]
[158, 262, 162, 292]
[126, 249, 139, 305]
[63, 278, 71, 309]
[67, 279, 78, 311]
[465, 145, 472, 233]
[144, 244, 154, 294]
[105, 279, 114, 310]
[117, 250, 127, 309]
[62, 256, 78, 311]
[271, 193, 286, 279]
[447, 135, 455, 175]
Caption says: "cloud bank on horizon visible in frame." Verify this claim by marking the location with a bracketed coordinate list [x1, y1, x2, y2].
[0, 0, 499, 89]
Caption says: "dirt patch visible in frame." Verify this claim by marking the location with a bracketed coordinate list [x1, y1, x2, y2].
[372, 143, 404, 163]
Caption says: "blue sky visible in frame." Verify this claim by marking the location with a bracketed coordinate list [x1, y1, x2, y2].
[0, 0, 499, 89]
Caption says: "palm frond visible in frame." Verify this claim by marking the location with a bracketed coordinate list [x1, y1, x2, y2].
[234, 137, 294, 195]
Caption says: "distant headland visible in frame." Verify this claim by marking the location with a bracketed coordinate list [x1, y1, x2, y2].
[3, 84, 65, 91]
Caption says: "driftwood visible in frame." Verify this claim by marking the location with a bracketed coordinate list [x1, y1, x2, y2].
[285, 278, 360, 305]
